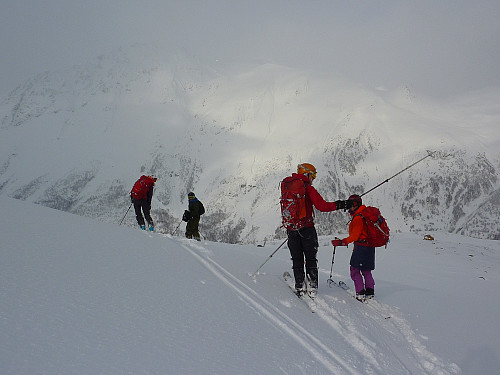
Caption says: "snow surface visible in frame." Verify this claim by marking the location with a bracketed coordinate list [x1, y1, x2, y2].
[1, 196, 499, 374]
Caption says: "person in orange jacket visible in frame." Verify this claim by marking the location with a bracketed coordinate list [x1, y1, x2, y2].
[331, 194, 375, 298]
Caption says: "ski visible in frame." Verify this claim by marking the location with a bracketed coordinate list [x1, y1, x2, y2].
[327, 278, 349, 290]
[330, 279, 371, 303]
[282, 272, 317, 313]
[338, 280, 349, 291]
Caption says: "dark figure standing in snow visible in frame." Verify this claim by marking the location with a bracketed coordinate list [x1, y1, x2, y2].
[331, 194, 375, 299]
[185, 192, 204, 241]
[284, 163, 348, 297]
[130, 175, 157, 231]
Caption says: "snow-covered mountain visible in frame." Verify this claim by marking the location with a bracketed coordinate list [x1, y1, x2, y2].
[1, 45, 499, 243]
[3, 196, 500, 374]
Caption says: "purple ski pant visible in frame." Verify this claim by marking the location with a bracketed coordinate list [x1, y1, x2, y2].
[350, 266, 375, 294]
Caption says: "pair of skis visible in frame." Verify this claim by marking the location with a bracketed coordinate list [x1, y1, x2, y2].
[282, 272, 317, 313]
[283, 272, 374, 314]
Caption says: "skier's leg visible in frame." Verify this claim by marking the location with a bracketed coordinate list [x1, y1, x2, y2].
[192, 217, 201, 240]
[302, 227, 319, 289]
[350, 266, 365, 294]
[361, 269, 375, 291]
[185, 220, 194, 238]
[143, 203, 154, 227]
[287, 230, 305, 289]
[133, 201, 145, 227]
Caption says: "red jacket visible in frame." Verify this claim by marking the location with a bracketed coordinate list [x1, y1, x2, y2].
[342, 205, 368, 245]
[291, 173, 338, 228]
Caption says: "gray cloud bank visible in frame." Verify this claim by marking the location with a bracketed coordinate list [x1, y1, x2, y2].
[1, 0, 499, 98]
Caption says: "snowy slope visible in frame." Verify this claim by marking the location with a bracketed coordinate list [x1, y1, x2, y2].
[2, 196, 499, 374]
[1, 46, 499, 243]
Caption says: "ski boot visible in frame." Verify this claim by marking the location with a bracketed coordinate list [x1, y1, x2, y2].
[364, 287, 374, 299]
[306, 272, 318, 298]
[295, 282, 305, 297]
[356, 289, 366, 302]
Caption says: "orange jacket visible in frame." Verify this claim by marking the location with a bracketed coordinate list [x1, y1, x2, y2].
[342, 205, 368, 245]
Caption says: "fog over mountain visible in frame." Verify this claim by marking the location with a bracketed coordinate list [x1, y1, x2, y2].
[1, 45, 499, 243]
[2, 1, 500, 99]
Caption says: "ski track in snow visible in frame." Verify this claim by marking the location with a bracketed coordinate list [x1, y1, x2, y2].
[178, 240, 357, 375]
[178, 239, 459, 375]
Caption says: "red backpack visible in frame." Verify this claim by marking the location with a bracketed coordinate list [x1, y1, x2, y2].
[130, 175, 155, 200]
[280, 176, 307, 231]
[356, 206, 390, 247]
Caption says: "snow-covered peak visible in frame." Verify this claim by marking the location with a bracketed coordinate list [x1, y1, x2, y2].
[1, 46, 499, 242]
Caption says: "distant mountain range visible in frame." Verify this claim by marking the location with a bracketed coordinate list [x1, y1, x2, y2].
[1, 45, 499, 242]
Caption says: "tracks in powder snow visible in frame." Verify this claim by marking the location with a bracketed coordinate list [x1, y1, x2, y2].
[177, 240, 459, 375]
[178, 240, 361, 375]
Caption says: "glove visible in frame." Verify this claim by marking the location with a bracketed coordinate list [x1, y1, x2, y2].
[335, 199, 354, 210]
[331, 238, 347, 247]
[334, 200, 346, 210]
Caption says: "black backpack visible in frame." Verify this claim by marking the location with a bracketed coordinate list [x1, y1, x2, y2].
[182, 210, 191, 222]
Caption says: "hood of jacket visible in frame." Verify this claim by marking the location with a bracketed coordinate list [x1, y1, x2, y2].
[349, 204, 366, 217]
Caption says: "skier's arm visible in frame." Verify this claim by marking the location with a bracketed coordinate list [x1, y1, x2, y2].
[342, 216, 364, 245]
[306, 185, 338, 211]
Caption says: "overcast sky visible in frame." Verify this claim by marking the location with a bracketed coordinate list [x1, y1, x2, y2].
[1, 0, 499, 99]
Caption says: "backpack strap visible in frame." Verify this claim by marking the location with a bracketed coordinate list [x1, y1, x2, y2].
[352, 212, 369, 244]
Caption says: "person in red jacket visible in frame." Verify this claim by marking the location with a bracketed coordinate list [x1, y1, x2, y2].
[331, 194, 375, 299]
[285, 163, 349, 297]
[130, 175, 157, 231]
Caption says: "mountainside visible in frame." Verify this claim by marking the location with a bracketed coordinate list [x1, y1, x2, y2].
[1, 45, 499, 243]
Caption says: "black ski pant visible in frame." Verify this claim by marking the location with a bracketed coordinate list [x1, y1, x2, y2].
[132, 199, 153, 227]
[186, 217, 200, 240]
[287, 226, 319, 289]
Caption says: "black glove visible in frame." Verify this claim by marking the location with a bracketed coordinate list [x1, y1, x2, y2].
[335, 200, 346, 210]
[335, 199, 354, 211]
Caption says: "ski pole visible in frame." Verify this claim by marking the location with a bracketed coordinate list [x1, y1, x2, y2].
[327, 245, 337, 287]
[119, 203, 132, 225]
[173, 220, 183, 235]
[251, 238, 287, 277]
[361, 150, 435, 197]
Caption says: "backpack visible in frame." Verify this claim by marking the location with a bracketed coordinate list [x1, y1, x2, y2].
[198, 201, 205, 215]
[130, 175, 154, 200]
[280, 175, 307, 231]
[356, 206, 390, 247]
[182, 210, 191, 222]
